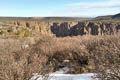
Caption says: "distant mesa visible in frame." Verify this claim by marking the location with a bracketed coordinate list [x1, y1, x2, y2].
[112, 13, 120, 19]
[0, 13, 120, 21]
[0, 17, 91, 22]
[95, 15, 112, 20]
[95, 13, 120, 20]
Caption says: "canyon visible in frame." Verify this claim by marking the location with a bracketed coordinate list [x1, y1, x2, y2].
[0, 21, 120, 37]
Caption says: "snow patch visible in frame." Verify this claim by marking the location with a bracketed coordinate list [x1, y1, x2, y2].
[30, 67, 97, 80]
[30, 73, 96, 80]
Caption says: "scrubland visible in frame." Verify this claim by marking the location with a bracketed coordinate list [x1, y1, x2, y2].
[0, 34, 120, 80]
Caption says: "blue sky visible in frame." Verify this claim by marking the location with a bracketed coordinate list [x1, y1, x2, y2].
[0, 0, 120, 17]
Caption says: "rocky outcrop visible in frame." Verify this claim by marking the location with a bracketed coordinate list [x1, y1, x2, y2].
[50, 21, 120, 37]
[0, 21, 120, 37]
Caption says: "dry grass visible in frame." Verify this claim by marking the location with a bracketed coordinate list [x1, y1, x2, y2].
[0, 36, 39, 80]
[0, 34, 120, 80]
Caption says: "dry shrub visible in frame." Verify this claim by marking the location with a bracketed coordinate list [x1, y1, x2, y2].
[0, 34, 120, 80]
[85, 35, 120, 80]
[0, 38, 22, 80]
[0, 36, 90, 80]
[0, 37, 39, 80]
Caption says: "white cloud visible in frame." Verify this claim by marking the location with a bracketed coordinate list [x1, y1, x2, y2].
[52, 0, 120, 17]
[66, 0, 120, 8]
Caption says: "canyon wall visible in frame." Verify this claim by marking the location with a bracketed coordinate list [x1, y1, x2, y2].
[0, 21, 120, 37]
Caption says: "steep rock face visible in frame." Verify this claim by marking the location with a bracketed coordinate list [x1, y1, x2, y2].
[50, 22, 120, 37]
[0, 21, 120, 37]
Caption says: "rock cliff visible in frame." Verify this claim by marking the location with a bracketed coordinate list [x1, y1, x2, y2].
[0, 21, 120, 37]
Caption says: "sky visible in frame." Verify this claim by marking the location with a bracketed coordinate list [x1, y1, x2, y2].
[0, 0, 120, 17]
